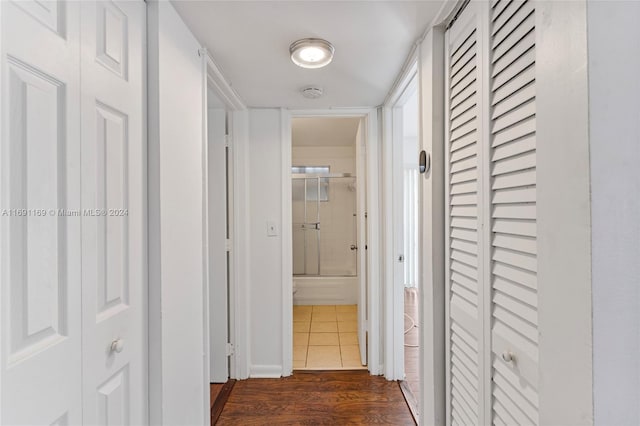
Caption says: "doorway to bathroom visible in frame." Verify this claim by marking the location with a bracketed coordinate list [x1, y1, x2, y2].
[289, 115, 368, 370]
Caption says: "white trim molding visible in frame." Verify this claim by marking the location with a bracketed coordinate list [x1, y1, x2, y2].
[381, 57, 420, 383]
[250, 365, 284, 379]
[281, 108, 293, 377]
[418, 26, 446, 426]
[536, 1, 593, 423]
[205, 52, 245, 111]
[199, 47, 211, 426]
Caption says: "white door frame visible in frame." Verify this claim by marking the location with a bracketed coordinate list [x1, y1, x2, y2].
[417, 24, 449, 426]
[380, 1, 457, 423]
[201, 49, 249, 402]
[281, 108, 382, 376]
[383, 59, 420, 384]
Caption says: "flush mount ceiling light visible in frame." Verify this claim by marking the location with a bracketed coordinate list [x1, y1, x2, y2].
[289, 38, 334, 69]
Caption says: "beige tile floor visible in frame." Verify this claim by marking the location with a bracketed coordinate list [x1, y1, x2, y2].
[293, 304, 367, 370]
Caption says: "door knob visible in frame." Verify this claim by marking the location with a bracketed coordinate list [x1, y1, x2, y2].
[111, 338, 125, 354]
[501, 350, 515, 363]
[350, 245, 358, 251]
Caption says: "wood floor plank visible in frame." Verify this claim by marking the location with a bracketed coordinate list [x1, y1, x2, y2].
[211, 380, 236, 425]
[210, 383, 224, 409]
[215, 371, 415, 425]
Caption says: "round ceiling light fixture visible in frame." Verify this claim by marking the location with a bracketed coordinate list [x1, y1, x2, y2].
[290, 38, 335, 69]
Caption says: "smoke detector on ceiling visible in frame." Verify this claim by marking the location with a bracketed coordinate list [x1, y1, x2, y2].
[301, 86, 323, 99]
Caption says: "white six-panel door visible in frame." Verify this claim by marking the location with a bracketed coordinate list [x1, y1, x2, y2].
[444, 1, 539, 425]
[80, 1, 147, 424]
[1, 1, 83, 424]
[1, 1, 147, 424]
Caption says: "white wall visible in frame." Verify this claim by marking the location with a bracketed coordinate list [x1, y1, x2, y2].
[248, 108, 285, 377]
[536, 2, 593, 424]
[147, 1, 206, 424]
[292, 146, 356, 173]
[588, 2, 640, 424]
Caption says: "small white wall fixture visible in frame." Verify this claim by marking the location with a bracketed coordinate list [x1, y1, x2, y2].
[282, 108, 381, 376]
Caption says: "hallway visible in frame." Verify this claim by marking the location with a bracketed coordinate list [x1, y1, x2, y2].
[212, 371, 415, 425]
[1, 0, 639, 424]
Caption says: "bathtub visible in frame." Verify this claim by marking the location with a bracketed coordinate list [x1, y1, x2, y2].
[293, 275, 358, 305]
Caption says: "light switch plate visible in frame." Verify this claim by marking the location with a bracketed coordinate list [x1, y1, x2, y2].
[267, 221, 278, 236]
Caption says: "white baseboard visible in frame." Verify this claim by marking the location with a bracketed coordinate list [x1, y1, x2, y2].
[249, 364, 283, 378]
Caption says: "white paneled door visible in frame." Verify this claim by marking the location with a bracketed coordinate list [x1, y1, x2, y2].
[444, 1, 539, 425]
[1, 1, 82, 424]
[208, 108, 230, 383]
[1, 1, 147, 424]
[80, 1, 147, 424]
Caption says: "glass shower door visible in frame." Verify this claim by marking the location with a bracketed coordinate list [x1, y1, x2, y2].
[318, 176, 357, 276]
[293, 175, 358, 277]
[293, 177, 321, 276]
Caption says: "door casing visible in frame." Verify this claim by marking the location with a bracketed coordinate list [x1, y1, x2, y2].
[282, 108, 381, 376]
[201, 48, 249, 393]
[379, 1, 457, 423]
[382, 62, 420, 384]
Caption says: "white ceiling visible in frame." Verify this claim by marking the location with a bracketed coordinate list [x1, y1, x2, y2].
[292, 117, 360, 147]
[172, 1, 444, 108]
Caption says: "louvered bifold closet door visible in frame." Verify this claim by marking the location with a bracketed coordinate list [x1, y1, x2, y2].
[488, 1, 539, 425]
[445, 4, 485, 425]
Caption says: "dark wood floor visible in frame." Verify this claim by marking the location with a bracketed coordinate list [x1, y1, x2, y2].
[214, 370, 415, 425]
[210, 383, 224, 408]
[403, 287, 420, 420]
[211, 381, 236, 425]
